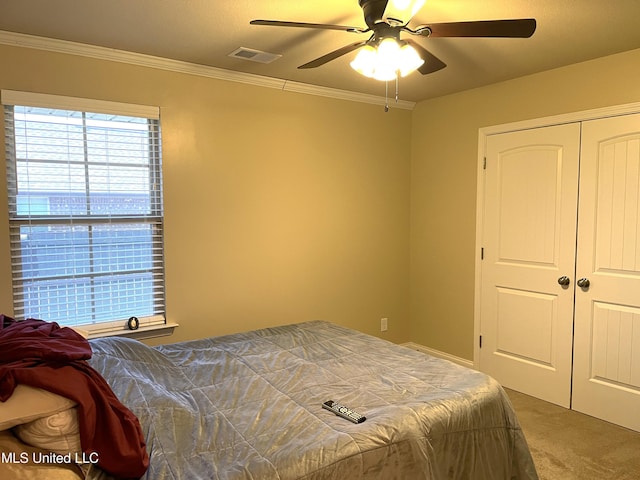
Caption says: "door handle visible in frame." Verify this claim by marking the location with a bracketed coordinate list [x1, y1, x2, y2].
[577, 278, 590, 289]
[557, 276, 571, 286]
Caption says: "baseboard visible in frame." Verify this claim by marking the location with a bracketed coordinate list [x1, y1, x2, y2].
[401, 342, 475, 369]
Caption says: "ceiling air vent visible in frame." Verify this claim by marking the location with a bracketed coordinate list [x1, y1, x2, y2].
[228, 47, 282, 64]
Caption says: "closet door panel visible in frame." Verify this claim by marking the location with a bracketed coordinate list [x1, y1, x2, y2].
[573, 113, 640, 432]
[480, 123, 580, 408]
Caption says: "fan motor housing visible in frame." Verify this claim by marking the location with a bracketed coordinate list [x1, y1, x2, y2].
[359, 0, 390, 28]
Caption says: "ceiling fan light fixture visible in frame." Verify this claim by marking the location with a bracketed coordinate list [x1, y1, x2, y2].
[350, 44, 377, 78]
[350, 38, 424, 80]
[398, 43, 425, 77]
[374, 37, 402, 80]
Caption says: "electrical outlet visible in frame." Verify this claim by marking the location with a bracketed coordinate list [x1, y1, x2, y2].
[380, 317, 388, 332]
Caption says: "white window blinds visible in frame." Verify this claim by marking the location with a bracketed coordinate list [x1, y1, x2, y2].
[2, 91, 165, 334]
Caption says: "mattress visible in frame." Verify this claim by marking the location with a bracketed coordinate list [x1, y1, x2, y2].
[86, 320, 538, 479]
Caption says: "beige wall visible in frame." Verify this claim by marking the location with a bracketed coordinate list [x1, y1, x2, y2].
[3, 41, 640, 354]
[410, 47, 640, 360]
[0, 44, 412, 344]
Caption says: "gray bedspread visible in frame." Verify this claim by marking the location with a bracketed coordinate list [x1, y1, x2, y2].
[86, 321, 537, 479]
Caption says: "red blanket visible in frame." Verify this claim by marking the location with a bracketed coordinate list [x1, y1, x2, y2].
[0, 315, 149, 479]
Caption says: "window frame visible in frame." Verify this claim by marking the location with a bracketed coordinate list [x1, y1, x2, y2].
[2, 90, 167, 336]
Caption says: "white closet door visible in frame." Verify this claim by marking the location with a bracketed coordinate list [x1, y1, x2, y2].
[573, 113, 640, 431]
[480, 123, 581, 407]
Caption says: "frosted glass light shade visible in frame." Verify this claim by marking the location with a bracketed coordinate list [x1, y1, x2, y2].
[374, 38, 401, 81]
[349, 45, 377, 78]
[398, 43, 424, 77]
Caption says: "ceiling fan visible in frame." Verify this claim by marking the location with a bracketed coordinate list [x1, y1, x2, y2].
[250, 0, 536, 78]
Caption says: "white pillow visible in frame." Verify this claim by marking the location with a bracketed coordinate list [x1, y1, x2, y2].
[14, 407, 81, 455]
[69, 326, 89, 338]
[0, 385, 77, 431]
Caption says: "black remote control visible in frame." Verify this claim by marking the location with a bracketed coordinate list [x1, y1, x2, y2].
[322, 400, 366, 424]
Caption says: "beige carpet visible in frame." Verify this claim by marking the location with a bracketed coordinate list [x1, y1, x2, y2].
[505, 388, 640, 480]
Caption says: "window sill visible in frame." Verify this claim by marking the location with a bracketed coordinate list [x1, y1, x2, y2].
[88, 322, 179, 341]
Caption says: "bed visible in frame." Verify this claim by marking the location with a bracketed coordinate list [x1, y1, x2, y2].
[1, 319, 538, 479]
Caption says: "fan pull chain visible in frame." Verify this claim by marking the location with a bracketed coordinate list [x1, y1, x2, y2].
[383, 75, 401, 112]
[395, 74, 399, 103]
[384, 80, 389, 112]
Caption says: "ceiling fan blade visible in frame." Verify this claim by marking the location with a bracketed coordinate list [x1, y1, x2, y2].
[415, 18, 536, 38]
[405, 39, 447, 75]
[298, 41, 370, 69]
[250, 19, 367, 33]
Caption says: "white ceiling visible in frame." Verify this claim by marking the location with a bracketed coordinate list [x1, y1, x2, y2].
[1, 0, 640, 103]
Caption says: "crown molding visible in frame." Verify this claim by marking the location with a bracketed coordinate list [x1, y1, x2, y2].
[0, 30, 416, 110]
[281, 80, 415, 110]
[1, 89, 159, 118]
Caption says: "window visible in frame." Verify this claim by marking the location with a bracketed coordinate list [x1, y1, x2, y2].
[3, 91, 165, 335]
